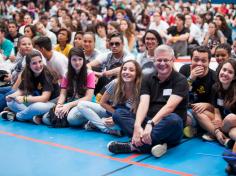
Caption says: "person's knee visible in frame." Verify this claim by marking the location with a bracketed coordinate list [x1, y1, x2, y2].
[77, 101, 87, 109]
[113, 108, 129, 122]
[224, 114, 236, 124]
[223, 114, 236, 132]
[67, 109, 85, 126]
[167, 114, 183, 130]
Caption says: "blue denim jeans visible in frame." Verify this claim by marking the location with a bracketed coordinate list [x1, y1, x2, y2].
[113, 108, 183, 153]
[77, 101, 117, 132]
[0, 86, 14, 111]
[7, 100, 55, 121]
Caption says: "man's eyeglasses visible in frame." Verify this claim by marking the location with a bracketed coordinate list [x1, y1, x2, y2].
[155, 58, 173, 63]
[110, 42, 121, 47]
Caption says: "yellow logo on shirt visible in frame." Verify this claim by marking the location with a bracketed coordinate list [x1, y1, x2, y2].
[197, 85, 205, 94]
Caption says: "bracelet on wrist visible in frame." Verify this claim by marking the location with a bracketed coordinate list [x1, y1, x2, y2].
[214, 128, 221, 135]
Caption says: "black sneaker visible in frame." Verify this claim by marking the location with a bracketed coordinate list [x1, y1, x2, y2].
[224, 139, 235, 149]
[0, 111, 16, 121]
[107, 141, 132, 154]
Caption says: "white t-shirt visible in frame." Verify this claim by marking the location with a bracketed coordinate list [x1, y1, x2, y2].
[96, 51, 134, 65]
[46, 51, 68, 79]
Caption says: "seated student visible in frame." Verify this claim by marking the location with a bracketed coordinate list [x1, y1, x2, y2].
[232, 39, 236, 59]
[0, 36, 34, 112]
[107, 45, 188, 157]
[87, 32, 134, 94]
[209, 59, 236, 147]
[73, 31, 84, 49]
[214, 43, 231, 65]
[34, 36, 68, 80]
[136, 30, 163, 76]
[76, 60, 142, 136]
[179, 46, 216, 139]
[54, 28, 73, 57]
[82, 32, 101, 63]
[0, 26, 14, 60]
[1, 50, 59, 123]
[42, 47, 95, 126]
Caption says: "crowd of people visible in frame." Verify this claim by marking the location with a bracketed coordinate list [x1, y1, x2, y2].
[0, 0, 236, 174]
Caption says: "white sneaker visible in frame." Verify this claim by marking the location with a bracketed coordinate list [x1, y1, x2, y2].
[151, 143, 167, 158]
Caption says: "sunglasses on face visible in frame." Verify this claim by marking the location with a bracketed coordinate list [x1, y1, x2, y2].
[110, 42, 121, 47]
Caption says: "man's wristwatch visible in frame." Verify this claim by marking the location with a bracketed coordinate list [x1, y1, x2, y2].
[147, 120, 155, 127]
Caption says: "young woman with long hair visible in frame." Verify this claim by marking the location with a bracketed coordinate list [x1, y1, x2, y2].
[215, 14, 232, 45]
[209, 59, 236, 148]
[203, 21, 225, 55]
[120, 19, 136, 53]
[76, 60, 142, 136]
[43, 47, 95, 126]
[2, 50, 59, 123]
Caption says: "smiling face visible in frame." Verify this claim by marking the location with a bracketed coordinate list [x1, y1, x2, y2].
[83, 34, 95, 53]
[154, 51, 174, 77]
[215, 48, 230, 64]
[30, 56, 44, 75]
[70, 55, 84, 73]
[219, 62, 235, 89]
[121, 61, 136, 83]
[144, 32, 158, 51]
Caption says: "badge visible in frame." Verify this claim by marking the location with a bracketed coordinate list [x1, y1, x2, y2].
[163, 89, 172, 96]
[217, 99, 224, 106]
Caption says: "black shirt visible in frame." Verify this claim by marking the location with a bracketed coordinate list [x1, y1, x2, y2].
[141, 70, 189, 122]
[211, 84, 236, 118]
[179, 64, 216, 104]
[19, 72, 60, 100]
[167, 26, 190, 36]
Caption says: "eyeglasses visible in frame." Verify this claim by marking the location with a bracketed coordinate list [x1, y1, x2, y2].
[155, 58, 173, 63]
[110, 42, 121, 47]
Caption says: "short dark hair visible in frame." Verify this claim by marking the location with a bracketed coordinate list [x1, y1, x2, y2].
[176, 13, 185, 24]
[57, 28, 71, 43]
[215, 43, 232, 56]
[191, 46, 212, 61]
[34, 37, 52, 51]
[109, 32, 124, 43]
[8, 20, 18, 28]
[0, 26, 6, 33]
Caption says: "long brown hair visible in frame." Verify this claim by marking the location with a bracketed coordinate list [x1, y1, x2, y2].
[216, 59, 236, 110]
[112, 60, 142, 112]
[21, 50, 58, 94]
[66, 47, 87, 98]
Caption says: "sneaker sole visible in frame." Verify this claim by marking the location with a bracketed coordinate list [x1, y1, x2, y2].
[151, 144, 167, 158]
[202, 134, 215, 141]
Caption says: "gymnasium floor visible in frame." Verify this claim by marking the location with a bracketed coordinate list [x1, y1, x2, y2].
[0, 118, 227, 176]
